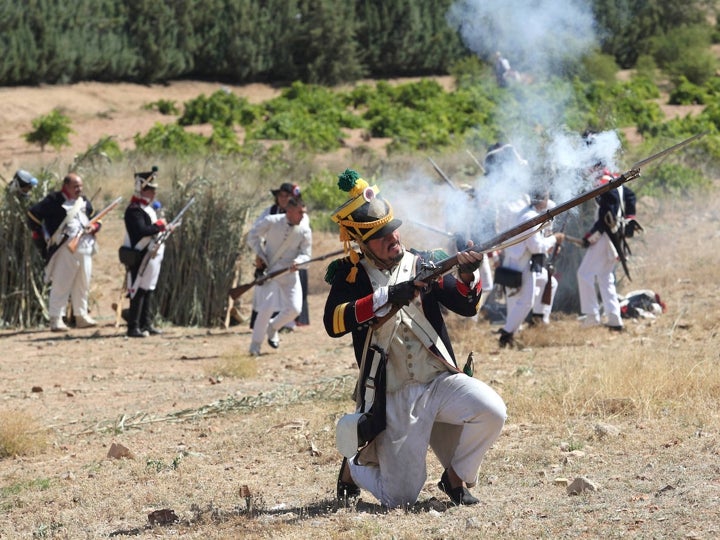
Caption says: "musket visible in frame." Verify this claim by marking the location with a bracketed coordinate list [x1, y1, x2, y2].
[427, 157, 458, 190]
[373, 133, 704, 328]
[67, 196, 123, 253]
[228, 248, 345, 300]
[541, 213, 569, 305]
[137, 196, 196, 277]
[466, 149, 486, 174]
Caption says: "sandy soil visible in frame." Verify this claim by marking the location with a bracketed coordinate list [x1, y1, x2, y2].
[1, 79, 719, 539]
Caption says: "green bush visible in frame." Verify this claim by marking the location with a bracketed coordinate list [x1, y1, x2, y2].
[207, 123, 241, 155]
[634, 55, 658, 83]
[448, 55, 490, 90]
[249, 82, 363, 152]
[302, 172, 349, 232]
[134, 123, 208, 155]
[669, 76, 708, 105]
[579, 51, 619, 84]
[23, 109, 73, 152]
[637, 162, 711, 196]
[650, 25, 717, 85]
[179, 90, 259, 127]
[143, 99, 180, 115]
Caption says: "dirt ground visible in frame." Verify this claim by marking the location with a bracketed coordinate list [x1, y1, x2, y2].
[1, 81, 719, 539]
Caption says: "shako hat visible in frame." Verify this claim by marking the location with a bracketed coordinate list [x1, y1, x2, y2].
[135, 166, 159, 190]
[330, 168, 401, 282]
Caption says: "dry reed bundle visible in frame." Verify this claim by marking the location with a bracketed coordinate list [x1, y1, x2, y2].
[0, 182, 50, 327]
[153, 160, 263, 327]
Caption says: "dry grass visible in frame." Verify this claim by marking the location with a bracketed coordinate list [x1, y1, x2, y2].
[2, 178, 720, 537]
[0, 411, 47, 458]
[207, 353, 260, 380]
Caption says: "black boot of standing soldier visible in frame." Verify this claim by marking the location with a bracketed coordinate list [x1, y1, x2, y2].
[127, 289, 149, 338]
[140, 290, 163, 335]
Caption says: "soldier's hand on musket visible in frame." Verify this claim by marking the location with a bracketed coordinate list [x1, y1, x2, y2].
[254, 256, 266, 270]
[388, 280, 424, 306]
[457, 242, 484, 275]
[554, 232, 565, 244]
[86, 222, 101, 235]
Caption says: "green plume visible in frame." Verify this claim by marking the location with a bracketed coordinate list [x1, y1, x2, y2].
[337, 169, 361, 192]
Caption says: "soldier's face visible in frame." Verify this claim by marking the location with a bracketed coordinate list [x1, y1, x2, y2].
[277, 192, 291, 209]
[285, 204, 305, 225]
[367, 230, 403, 266]
[63, 175, 83, 199]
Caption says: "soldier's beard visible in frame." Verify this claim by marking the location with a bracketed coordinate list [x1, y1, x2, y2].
[376, 246, 404, 270]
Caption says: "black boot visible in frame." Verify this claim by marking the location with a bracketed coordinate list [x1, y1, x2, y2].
[140, 289, 162, 335]
[127, 289, 148, 338]
[498, 329, 514, 348]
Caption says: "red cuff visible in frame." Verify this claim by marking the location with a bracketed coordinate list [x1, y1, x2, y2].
[355, 294, 375, 323]
[456, 278, 481, 296]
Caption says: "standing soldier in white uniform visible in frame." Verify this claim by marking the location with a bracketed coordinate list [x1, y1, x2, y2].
[246, 197, 312, 356]
[27, 173, 101, 331]
[497, 190, 565, 348]
[122, 167, 169, 338]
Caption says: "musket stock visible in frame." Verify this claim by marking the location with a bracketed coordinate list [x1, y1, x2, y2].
[228, 248, 345, 300]
[137, 196, 195, 277]
[67, 196, 123, 253]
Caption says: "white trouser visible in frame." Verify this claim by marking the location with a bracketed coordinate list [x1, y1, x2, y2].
[532, 268, 557, 323]
[577, 234, 622, 326]
[128, 244, 164, 295]
[251, 271, 302, 345]
[503, 266, 537, 333]
[47, 246, 93, 318]
[349, 372, 506, 508]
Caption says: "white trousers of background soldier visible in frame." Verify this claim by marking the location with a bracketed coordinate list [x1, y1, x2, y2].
[127, 243, 164, 295]
[577, 233, 623, 327]
[502, 258, 542, 333]
[46, 242, 94, 324]
[251, 271, 302, 348]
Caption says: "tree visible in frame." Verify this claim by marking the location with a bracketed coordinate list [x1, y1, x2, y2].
[289, 0, 365, 85]
[24, 110, 74, 152]
[593, 0, 708, 68]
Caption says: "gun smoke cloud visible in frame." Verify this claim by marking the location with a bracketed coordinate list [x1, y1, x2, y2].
[383, 0, 623, 252]
[446, 0, 597, 76]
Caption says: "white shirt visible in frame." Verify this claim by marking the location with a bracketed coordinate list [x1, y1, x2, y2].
[247, 213, 312, 272]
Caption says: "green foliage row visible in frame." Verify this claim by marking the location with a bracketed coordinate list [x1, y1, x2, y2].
[126, 67, 720, 160]
[0, 0, 464, 86]
[1, 0, 714, 86]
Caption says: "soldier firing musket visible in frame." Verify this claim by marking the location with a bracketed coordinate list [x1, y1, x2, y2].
[373, 132, 705, 330]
